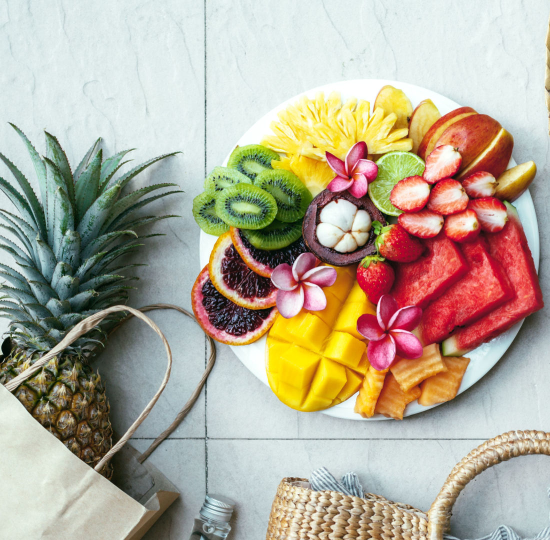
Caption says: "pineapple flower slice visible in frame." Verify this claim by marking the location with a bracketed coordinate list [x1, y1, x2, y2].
[316, 199, 372, 253]
[326, 141, 378, 199]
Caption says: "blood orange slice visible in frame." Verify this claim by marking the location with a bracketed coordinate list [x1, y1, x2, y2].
[192, 266, 277, 345]
[230, 227, 308, 278]
[208, 232, 277, 309]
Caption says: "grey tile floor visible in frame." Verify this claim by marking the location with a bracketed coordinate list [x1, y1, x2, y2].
[0, 0, 549, 538]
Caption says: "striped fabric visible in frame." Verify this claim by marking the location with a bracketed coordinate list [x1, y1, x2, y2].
[310, 468, 550, 539]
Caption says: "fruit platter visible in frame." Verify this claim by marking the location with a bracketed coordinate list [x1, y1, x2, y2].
[193, 79, 543, 421]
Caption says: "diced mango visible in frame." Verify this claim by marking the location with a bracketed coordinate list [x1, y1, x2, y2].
[269, 315, 294, 342]
[278, 382, 309, 409]
[390, 344, 447, 392]
[324, 331, 366, 369]
[324, 266, 355, 301]
[310, 358, 347, 400]
[335, 369, 363, 403]
[354, 350, 371, 376]
[280, 346, 321, 389]
[346, 281, 368, 304]
[302, 393, 333, 412]
[315, 291, 342, 327]
[334, 301, 374, 340]
[266, 371, 279, 393]
[354, 367, 387, 418]
[288, 312, 331, 353]
[266, 338, 290, 374]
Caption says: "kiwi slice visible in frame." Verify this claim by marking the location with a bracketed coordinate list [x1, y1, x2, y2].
[241, 220, 303, 250]
[215, 183, 277, 230]
[227, 144, 280, 181]
[204, 166, 251, 193]
[254, 169, 312, 223]
[192, 192, 230, 236]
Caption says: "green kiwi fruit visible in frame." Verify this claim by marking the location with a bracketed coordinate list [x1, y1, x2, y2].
[227, 144, 280, 181]
[204, 166, 251, 193]
[254, 169, 312, 223]
[192, 192, 230, 236]
[215, 183, 277, 230]
[241, 220, 303, 250]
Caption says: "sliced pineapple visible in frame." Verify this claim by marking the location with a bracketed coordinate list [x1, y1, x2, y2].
[262, 91, 413, 165]
[272, 155, 334, 196]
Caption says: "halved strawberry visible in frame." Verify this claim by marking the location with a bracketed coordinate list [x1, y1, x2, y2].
[398, 209, 444, 239]
[427, 179, 469, 215]
[444, 209, 480, 243]
[462, 171, 497, 198]
[390, 175, 430, 213]
[468, 197, 508, 233]
[423, 145, 462, 184]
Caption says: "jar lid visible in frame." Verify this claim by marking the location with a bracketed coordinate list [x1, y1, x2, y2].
[200, 494, 236, 523]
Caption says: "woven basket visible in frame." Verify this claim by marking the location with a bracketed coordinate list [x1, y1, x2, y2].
[266, 430, 550, 539]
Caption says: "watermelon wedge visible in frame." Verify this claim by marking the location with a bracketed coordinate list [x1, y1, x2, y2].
[392, 232, 468, 309]
[419, 237, 513, 345]
[442, 202, 543, 356]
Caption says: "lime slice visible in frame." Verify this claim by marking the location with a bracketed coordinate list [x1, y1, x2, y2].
[368, 151, 425, 216]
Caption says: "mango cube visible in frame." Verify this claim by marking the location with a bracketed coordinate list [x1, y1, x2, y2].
[315, 291, 342, 327]
[280, 345, 321, 389]
[266, 338, 291, 374]
[278, 382, 309, 409]
[269, 315, 294, 342]
[310, 358, 347, 400]
[324, 331, 366, 369]
[335, 369, 363, 403]
[288, 312, 331, 353]
[334, 301, 374, 340]
[302, 393, 332, 412]
[324, 266, 355, 301]
[354, 350, 371, 376]
[346, 281, 368, 304]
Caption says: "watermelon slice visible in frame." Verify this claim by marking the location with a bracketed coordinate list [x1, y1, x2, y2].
[442, 202, 543, 356]
[391, 232, 468, 308]
[419, 237, 513, 345]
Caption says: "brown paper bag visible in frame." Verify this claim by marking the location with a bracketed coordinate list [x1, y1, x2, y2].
[0, 304, 215, 540]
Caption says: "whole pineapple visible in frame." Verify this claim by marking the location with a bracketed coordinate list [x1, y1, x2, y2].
[0, 125, 180, 477]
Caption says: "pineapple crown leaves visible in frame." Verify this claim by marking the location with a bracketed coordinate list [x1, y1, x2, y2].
[0, 124, 182, 352]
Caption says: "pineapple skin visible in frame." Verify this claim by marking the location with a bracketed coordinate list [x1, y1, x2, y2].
[0, 348, 113, 478]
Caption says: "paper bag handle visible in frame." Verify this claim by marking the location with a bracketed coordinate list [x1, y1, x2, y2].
[427, 430, 550, 538]
[5, 305, 174, 474]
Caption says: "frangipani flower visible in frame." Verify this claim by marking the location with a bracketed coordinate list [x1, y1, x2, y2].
[271, 253, 337, 319]
[326, 141, 378, 199]
[357, 294, 423, 371]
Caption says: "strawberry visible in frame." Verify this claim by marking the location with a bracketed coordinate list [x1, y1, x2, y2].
[427, 179, 469, 215]
[390, 175, 431, 213]
[468, 197, 508, 233]
[444, 209, 480, 243]
[356, 255, 395, 304]
[374, 222, 424, 263]
[462, 171, 497, 198]
[398, 209, 444, 239]
[423, 144, 462, 184]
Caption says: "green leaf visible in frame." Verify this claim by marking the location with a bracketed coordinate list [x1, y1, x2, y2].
[28, 280, 57, 305]
[24, 303, 54, 319]
[99, 149, 134, 192]
[0, 176, 40, 231]
[90, 243, 142, 276]
[0, 210, 40, 266]
[0, 264, 30, 291]
[35, 237, 57, 282]
[46, 298, 71, 317]
[58, 230, 80, 270]
[78, 274, 123, 292]
[74, 138, 101, 181]
[53, 187, 75, 259]
[0, 223, 35, 264]
[38, 317, 64, 332]
[43, 159, 69, 244]
[0, 284, 36, 304]
[17, 263, 47, 284]
[0, 235, 35, 268]
[80, 230, 137, 261]
[55, 275, 79, 301]
[106, 190, 182, 232]
[12, 320, 46, 337]
[0, 307, 34, 323]
[75, 149, 102, 222]
[91, 293, 129, 309]
[103, 152, 180, 192]
[59, 313, 83, 328]
[75, 251, 106, 281]
[51, 262, 73, 289]
[68, 290, 98, 311]
[100, 183, 178, 234]
[112, 214, 179, 232]
[10, 124, 48, 211]
[45, 132, 75, 208]
[0, 151, 47, 237]
[76, 184, 121, 248]
[0, 270, 31, 292]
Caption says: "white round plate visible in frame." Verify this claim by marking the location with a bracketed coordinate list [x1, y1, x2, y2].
[199, 79, 539, 420]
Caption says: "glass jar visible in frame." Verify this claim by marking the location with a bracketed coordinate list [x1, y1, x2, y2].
[189, 494, 235, 540]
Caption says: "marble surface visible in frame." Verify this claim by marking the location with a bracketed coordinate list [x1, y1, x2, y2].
[0, 0, 549, 538]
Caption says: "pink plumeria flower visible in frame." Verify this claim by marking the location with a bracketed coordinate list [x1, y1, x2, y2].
[357, 294, 423, 371]
[326, 141, 378, 199]
[271, 253, 337, 319]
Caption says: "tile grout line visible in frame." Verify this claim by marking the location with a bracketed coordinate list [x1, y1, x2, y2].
[131, 437, 491, 442]
[204, 0, 209, 497]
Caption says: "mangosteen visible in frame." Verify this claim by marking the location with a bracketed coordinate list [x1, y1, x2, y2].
[302, 189, 386, 266]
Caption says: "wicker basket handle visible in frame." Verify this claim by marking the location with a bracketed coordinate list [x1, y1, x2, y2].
[427, 430, 550, 539]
